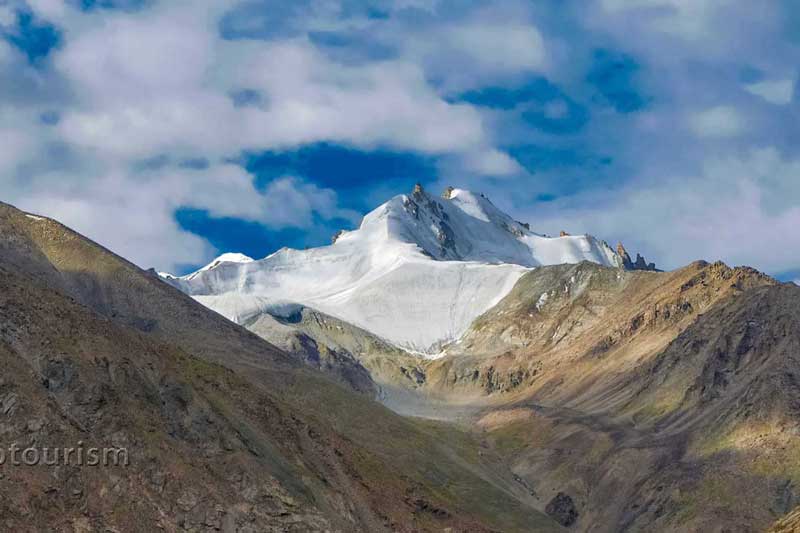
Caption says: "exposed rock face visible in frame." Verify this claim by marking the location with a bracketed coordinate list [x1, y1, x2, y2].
[616, 242, 657, 271]
[559, 230, 570, 237]
[402, 186, 460, 259]
[331, 229, 345, 244]
[442, 186, 455, 199]
[616, 242, 634, 269]
[633, 253, 656, 271]
[545, 492, 578, 527]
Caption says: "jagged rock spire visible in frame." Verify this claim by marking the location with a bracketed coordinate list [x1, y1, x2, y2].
[616, 242, 657, 271]
[617, 242, 634, 269]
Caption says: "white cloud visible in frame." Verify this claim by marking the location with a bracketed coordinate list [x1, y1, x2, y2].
[0, 5, 15, 28]
[745, 78, 795, 105]
[230, 40, 487, 153]
[441, 23, 546, 73]
[599, 0, 735, 40]
[394, 0, 440, 12]
[688, 106, 745, 138]
[4, 0, 796, 280]
[520, 147, 800, 274]
[24, 0, 69, 21]
[52, 7, 489, 158]
[7, 159, 358, 270]
[464, 149, 524, 177]
[404, 21, 548, 91]
[0, 0, 506, 271]
[0, 39, 13, 67]
[0, 128, 33, 173]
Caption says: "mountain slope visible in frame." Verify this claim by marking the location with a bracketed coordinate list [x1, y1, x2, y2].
[0, 201, 561, 532]
[162, 185, 628, 354]
[417, 261, 800, 531]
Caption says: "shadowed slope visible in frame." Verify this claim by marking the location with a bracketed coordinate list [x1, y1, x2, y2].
[0, 202, 560, 532]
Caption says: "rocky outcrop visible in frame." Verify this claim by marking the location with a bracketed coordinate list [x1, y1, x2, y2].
[545, 492, 578, 527]
[617, 242, 657, 271]
[442, 186, 455, 199]
[617, 242, 634, 269]
[559, 230, 570, 237]
[634, 253, 656, 271]
[403, 184, 460, 259]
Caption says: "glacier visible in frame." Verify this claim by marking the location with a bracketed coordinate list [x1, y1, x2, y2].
[162, 185, 623, 355]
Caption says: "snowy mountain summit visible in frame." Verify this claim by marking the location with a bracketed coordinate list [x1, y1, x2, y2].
[162, 185, 640, 355]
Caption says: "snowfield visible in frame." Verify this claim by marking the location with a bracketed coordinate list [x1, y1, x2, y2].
[162, 187, 622, 355]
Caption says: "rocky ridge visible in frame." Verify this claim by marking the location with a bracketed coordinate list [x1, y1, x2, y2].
[0, 201, 561, 532]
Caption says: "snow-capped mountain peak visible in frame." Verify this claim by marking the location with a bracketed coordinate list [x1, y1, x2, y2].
[163, 185, 631, 355]
[343, 183, 620, 268]
[186, 252, 254, 279]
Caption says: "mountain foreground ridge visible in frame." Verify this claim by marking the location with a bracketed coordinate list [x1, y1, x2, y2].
[0, 199, 561, 532]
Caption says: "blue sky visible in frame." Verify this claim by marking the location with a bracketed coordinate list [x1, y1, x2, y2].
[0, 0, 798, 281]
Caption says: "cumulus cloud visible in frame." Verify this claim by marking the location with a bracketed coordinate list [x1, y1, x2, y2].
[463, 149, 525, 177]
[745, 78, 795, 105]
[0, 0, 506, 271]
[1, 0, 798, 279]
[688, 106, 745, 138]
[511, 147, 800, 274]
[438, 23, 546, 74]
[23, 0, 68, 21]
[227, 40, 487, 152]
[0, 5, 15, 28]
[599, 0, 735, 40]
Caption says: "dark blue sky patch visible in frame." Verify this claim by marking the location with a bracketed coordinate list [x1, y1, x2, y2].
[737, 65, 764, 84]
[455, 77, 563, 110]
[229, 88, 265, 108]
[39, 110, 60, 125]
[455, 77, 590, 135]
[783, 1, 800, 44]
[179, 158, 211, 170]
[244, 143, 437, 211]
[586, 49, 649, 113]
[507, 145, 615, 201]
[309, 30, 396, 63]
[174, 207, 350, 275]
[4, 10, 61, 63]
[132, 154, 171, 172]
[509, 144, 612, 173]
[535, 193, 557, 202]
[71, 0, 150, 11]
[219, 1, 303, 40]
[219, 0, 394, 43]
